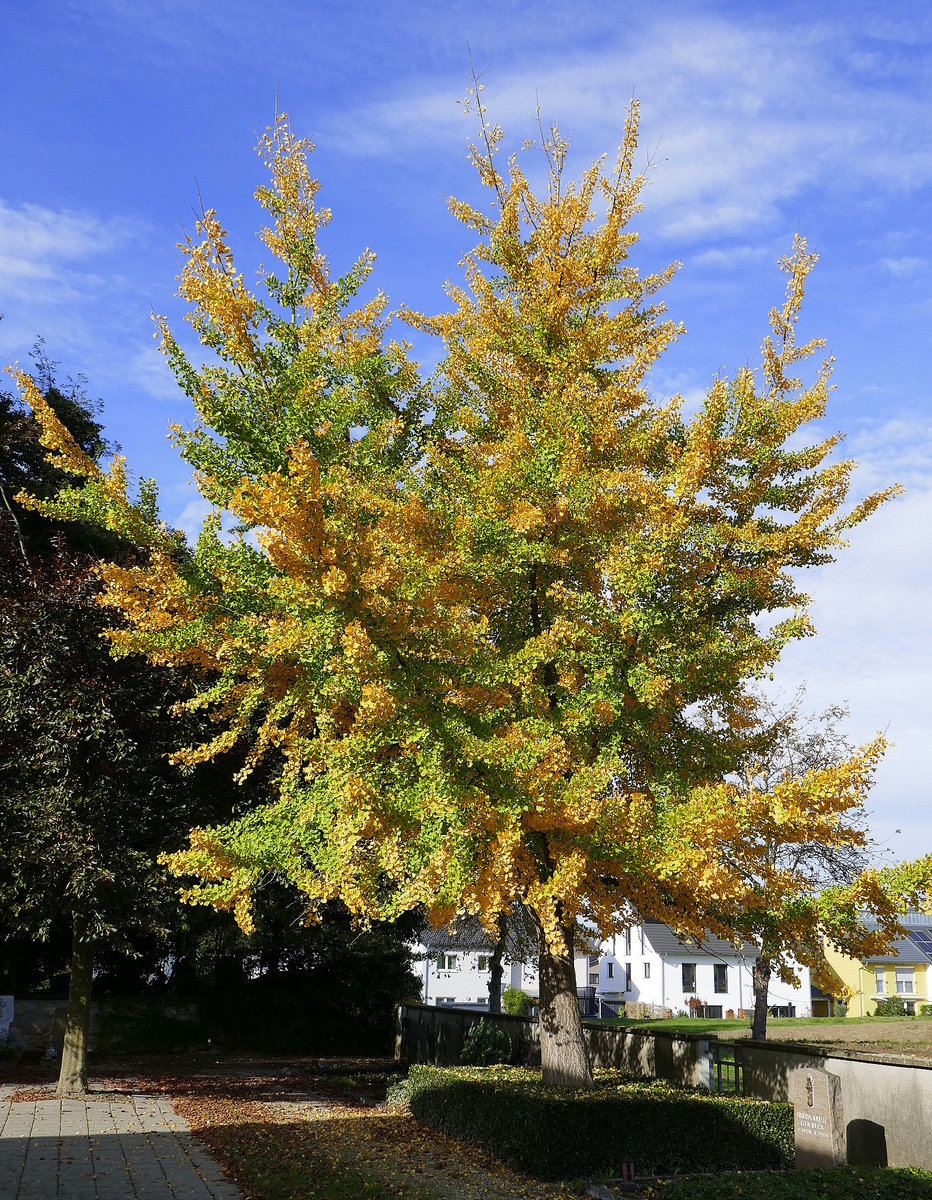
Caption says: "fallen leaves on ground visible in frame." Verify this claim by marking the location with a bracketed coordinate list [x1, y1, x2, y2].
[174, 1088, 576, 1200]
[4, 1055, 576, 1199]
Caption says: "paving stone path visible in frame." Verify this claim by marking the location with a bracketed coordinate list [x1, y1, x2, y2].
[0, 1085, 240, 1199]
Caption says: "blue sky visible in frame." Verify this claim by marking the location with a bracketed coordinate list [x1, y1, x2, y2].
[2, 1, 930, 858]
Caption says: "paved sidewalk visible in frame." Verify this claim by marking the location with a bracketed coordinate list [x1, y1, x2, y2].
[0, 1085, 240, 1199]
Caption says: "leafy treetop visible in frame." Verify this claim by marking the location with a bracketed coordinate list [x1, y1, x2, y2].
[10, 100, 928, 972]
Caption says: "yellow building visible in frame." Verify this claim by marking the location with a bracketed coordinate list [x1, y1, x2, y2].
[822, 926, 932, 1018]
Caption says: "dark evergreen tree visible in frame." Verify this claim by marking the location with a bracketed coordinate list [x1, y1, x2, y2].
[0, 354, 217, 1093]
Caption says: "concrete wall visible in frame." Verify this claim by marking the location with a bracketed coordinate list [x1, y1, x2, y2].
[396, 1003, 541, 1068]
[397, 1003, 932, 1170]
[396, 1003, 709, 1088]
[738, 1038, 932, 1169]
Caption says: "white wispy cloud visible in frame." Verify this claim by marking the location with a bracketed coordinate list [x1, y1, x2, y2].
[122, 344, 183, 404]
[772, 413, 932, 857]
[173, 497, 214, 547]
[320, 10, 932, 246]
[0, 200, 146, 302]
[880, 255, 925, 277]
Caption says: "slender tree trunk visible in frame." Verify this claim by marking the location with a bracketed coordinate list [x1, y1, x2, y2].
[488, 914, 507, 1014]
[535, 914, 592, 1089]
[57, 914, 94, 1097]
[751, 954, 772, 1042]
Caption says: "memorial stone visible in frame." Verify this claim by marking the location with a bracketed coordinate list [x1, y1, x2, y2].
[792, 1067, 846, 1168]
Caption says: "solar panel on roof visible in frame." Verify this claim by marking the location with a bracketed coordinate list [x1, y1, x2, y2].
[906, 929, 932, 957]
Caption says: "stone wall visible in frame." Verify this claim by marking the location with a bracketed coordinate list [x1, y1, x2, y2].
[395, 1003, 709, 1088]
[10, 995, 202, 1054]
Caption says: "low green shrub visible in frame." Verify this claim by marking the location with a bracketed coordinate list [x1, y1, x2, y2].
[873, 996, 910, 1017]
[407, 1065, 793, 1178]
[502, 987, 534, 1016]
[919, 1003, 932, 1017]
[459, 1019, 512, 1066]
[649, 1166, 932, 1199]
[384, 1076, 412, 1111]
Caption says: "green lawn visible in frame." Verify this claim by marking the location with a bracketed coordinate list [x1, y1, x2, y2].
[590, 1015, 932, 1036]
[647, 1167, 932, 1199]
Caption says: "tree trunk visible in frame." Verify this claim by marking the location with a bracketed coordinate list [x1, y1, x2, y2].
[488, 915, 507, 1014]
[57, 914, 94, 1097]
[536, 915, 592, 1089]
[751, 954, 772, 1042]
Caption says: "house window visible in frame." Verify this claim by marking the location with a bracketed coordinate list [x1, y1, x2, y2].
[438, 953, 459, 972]
[714, 964, 728, 994]
[589, 953, 600, 988]
[607, 961, 614, 979]
[682, 963, 697, 992]
[477, 955, 491, 972]
[644, 962, 651, 979]
[624, 928, 632, 955]
[625, 962, 632, 993]
[875, 967, 885, 995]
[436, 997, 456, 1006]
[895, 967, 915, 995]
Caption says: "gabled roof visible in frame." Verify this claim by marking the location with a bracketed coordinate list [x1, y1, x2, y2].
[642, 920, 756, 959]
[417, 917, 533, 956]
[847, 912, 932, 964]
[865, 934, 932, 966]
[419, 926, 497, 952]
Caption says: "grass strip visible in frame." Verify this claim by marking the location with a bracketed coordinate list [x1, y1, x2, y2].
[647, 1166, 932, 1199]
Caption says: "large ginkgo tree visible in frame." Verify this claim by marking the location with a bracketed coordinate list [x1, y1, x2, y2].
[15, 97, 926, 1087]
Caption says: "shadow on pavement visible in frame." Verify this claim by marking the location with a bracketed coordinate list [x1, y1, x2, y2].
[0, 1127, 239, 1200]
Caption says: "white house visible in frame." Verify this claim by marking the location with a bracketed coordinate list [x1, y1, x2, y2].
[413, 924, 588, 1009]
[414, 918, 812, 1018]
[592, 920, 812, 1018]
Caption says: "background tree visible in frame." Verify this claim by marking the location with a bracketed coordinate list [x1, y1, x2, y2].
[14, 101, 925, 1090]
[668, 696, 929, 1043]
[0, 362, 230, 1095]
[484, 905, 539, 1014]
[182, 886, 422, 1053]
[713, 691, 891, 1040]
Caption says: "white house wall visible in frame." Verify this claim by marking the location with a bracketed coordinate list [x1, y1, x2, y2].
[596, 930, 812, 1017]
[414, 930, 812, 1016]
[415, 944, 589, 1007]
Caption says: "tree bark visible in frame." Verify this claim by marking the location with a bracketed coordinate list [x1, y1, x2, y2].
[751, 954, 772, 1042]
[488, 914, 507, 1014]
[536, 915, 592, 1088]
[57, 914, 94, 1097]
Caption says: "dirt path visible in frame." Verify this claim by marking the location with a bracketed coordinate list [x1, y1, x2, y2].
[748, 1019, 932, 1060]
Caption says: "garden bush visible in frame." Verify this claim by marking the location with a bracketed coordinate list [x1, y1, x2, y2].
[383, 1076, 413, 1111]
[502, 987, 534, 1016]
[459, 1019, 512, 1066]
[96, 1004, 208, 1053]
[407, 1065, 793, 1178]
[873, 996, 910, 1017]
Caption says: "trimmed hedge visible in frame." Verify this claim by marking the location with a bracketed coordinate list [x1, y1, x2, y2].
[407, 1065, 794, 1178]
